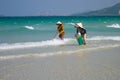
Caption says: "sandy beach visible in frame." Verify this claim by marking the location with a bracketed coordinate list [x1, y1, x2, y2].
[0, 46, 120, 80]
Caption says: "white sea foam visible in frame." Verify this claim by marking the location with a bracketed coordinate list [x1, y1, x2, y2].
[0, 39, 71, 50]
[24, 26, 34, 30]
[107, 24, 120, 28]
[0, 52, 66, 61]
[0, 36, 120, 51]
[0, 44, 119, 61]
[88, 36, 120, 41]
[67, 22, 75, 26]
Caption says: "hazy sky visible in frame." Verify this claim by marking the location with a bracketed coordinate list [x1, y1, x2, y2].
[0, 0, 120, 16]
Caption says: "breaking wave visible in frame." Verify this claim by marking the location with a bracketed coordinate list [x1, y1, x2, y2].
[106, 24, 120, 28]
[0, 36, 120, 51]
[0, 39, 71, 50]
[24, 26, 34, 30]
[88, 36, 120, 41]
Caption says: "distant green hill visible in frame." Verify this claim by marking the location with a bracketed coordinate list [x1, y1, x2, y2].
[72, 3, 120, 16]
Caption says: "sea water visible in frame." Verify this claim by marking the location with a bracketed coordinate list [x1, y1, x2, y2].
[0, 16, 120, 60]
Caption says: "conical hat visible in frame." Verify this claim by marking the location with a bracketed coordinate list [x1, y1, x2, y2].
[76, 23, 83, 28]
[56, 21, 62, 25]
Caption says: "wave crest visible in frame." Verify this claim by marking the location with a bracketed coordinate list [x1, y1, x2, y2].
[24, 26, 34, 30]
[88, 36, 120, 41]
[0, 39, 71, 50]
[107, 24, 120, 28]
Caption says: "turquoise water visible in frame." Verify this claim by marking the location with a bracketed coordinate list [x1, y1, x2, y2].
[0, 16, 120, 43]
[0, 16, 120, 59]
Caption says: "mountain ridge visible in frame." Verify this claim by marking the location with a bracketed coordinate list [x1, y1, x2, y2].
[71, 3, 120, 16]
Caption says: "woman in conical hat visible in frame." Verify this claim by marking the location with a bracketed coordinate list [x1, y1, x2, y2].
[55, 21, 65, 40]
[75, 22, 87, 45]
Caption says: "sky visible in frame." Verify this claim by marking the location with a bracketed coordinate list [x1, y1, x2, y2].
[0, 0, 120, 16]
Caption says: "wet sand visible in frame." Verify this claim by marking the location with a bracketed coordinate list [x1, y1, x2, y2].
[0, 47, 120, 80]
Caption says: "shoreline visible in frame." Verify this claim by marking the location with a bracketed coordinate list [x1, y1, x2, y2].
[0, 44, 120, 61]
